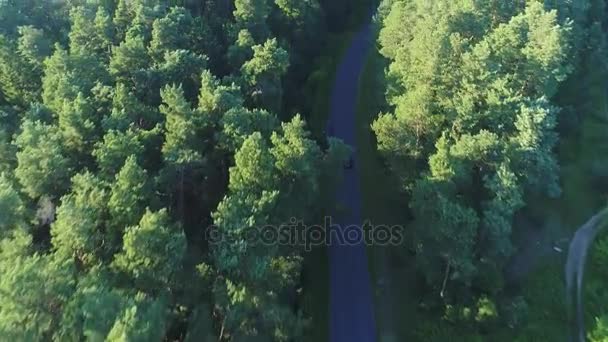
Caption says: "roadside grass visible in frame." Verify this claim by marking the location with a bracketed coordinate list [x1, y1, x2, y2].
[301, 244, 330, 342]
[355, 46, 419, 341]
[527, 71, 608, 231]
[513, 44, 608, 340]
[355, 46, 406, 243]
[304, 32, 355, 141]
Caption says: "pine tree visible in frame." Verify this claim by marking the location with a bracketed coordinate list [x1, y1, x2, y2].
[149, 7, 195, 62]
[160, 85, 202, 165]
[94, 129, 146, 177]
[109, 34, 151, 87]
[234, 0, 270, 40]
[51, 172, 108, 265]
[69, 6, 113, 57]
[241, 38, 289, 112]
[0, 173, 25, 235]
[0, 35, 41, 105]
[14, 120, 74, 199]
[108, 156, 152, 231]
[114, 0, 134, 43]
[58, 92, 98, 153]
[113, 209, 186, 291]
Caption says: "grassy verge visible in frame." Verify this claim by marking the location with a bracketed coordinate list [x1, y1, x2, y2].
[504, 33, 608, 341]
[304, 32, 356, 141]
[354, 44, 419, 340]
[301, 245, 329, 342]
[303, 0, 381, 140]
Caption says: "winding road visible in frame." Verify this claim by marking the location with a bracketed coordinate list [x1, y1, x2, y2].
[565, 209, 608, 341]
[326, 19, 377, 342]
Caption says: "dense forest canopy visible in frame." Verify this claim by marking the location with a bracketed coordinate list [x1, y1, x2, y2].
[0, 0, 352, 340]
[376, 0, 572, 294]
[3, 0, 608, 341]
[373, 0, 608, 340]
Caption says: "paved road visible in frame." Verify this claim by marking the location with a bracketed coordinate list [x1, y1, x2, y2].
[326, 20, 377, 342]
[565, 209, 608, 341]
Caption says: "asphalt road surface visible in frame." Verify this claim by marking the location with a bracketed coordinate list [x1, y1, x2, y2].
[326, 20, 377, 342]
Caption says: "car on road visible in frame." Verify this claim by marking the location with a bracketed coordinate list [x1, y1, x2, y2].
[344, 154, 354, 169]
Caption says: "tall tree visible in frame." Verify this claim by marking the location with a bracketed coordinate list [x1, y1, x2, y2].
[114, 0, 134, 43]
[233, 0, 270, 40]
[241, 38, 289, 112]
[50, 172, 109, 266]
[109, 34, 152, 89]
[58, 92, 98, 154]
[17, 26, 51, 71]
[0, 35, 41, 106]
[374, 0, 573, 298]
[0, 250, 76, 340]
[0, 173, 25, 235]
[14, 120, 74, 199]
[93, 129, 146, 177]
[113, 208, 186, 292]
[149, 7, 196, 62]
[42, 44, 109, 114]
[108, 156, 153, 231]
[68, 6, 113, 58]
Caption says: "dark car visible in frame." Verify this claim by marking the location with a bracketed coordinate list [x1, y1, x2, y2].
[344, 155, 354, 169]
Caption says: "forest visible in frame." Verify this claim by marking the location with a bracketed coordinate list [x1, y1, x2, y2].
[0, 0, 355, 340]
[0, 0, 608, 341]
[370, 0, 608, 340]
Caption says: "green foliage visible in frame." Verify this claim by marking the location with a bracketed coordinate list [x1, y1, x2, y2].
[94, 129, 146, 177]
[0, 1, 342, 340]
[270, 115, 323, 216]
[103, 83, 158, 131]
[241, 38, 290, 112]
[105, 297, 167, 342]
[197, 70, 244, 118]
[234, 0, 271, 39]
[109, 156, 152, 231]
[228, 29, 255, 68]
[155, 49, 208, 98]
[42, 44, 109, 114]
[0, 173, 25, 235]
[68, 6, 113, 57]
[589, 316, 608, 342]
[0, 252, 76, 340]
[0, 34, 42, 105]
[14, 120, 74, 199]
[113, 208, 186, 291]
[160, 84, 202, 165]
[210, 114, 337, 341]
[109, 34, 151, 87]
[114, 0, 134, 42]
[220, 107, 278, 151]
[149, 7, 196, 62]
[51, 172, 109, 265]
[17, 25, 51, 70]
[0, 128, 16, 174]
[375, 0, 574, 300]
[58, 92, 98, 153]
[56, 276, 131, 341]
